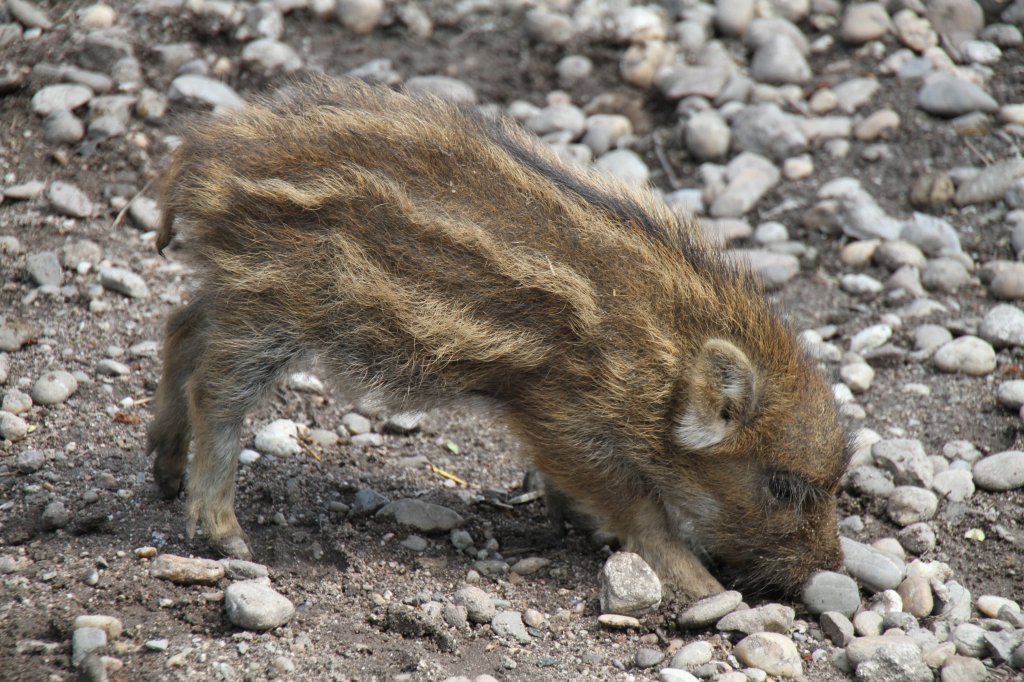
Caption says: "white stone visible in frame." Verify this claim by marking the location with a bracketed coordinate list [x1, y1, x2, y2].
[254, 419, 302, 456]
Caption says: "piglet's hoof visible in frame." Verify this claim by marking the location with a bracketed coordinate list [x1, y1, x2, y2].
[211, 534, 253, 561]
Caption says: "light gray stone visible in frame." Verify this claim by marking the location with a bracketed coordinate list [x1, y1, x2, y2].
[932, 336, 996, 375]
[8, 0, 53, 29]
[730, 103, 807, 161]
[802, 571, 861, 617]
[15, 449, 45, 473]
[42, 111, 85, 144]
[733, 632, 802, 678]
[850, 324, 892, 354]
[711, 152, 780, 218]
[491, 611, 531, 644]
[972, 451, 1024, 491]
[844, 466, 895, 498]
[855, 644, 932, 682]
[336, 0, 383, 35]
[717, 603, 794, 634]
[254, 419, 301, 456]
[931, 469, 975, 502]
[951, 622, 987, 657]
[728, 249, 797, 290]
[657, 64, 732, 100]
[670, 640, 714, 670]
[99, 267, 149, 299]
[26, 251, 61, 287]
[168, 75, 245, 109]
[659, 669, 700, 682]
[685, 110, 730, 161]
[750, 35, 810, 85]
[377, 498, 464, 533]
[842, 537, 904, 592]
[594, 149, 649, 187]
[918, 77, 998, 118]
[41, 500, 70, 530]
[241, 39, 302, 75]
[901, 213, 962, 256]
[224, 581, 295, 631]
[677, 590, 743, 628]
[846, 635, 921, 667]
[454, 585, 495, 623]
[405, 76, 477, 105]
[31, 370, 78, 405]
[821, 611, 856, 646]
[0, 411, 28, 441]
[979, 304, 1024, 347]
[599, 552, 661, 616]
[940, 655, 988, 682]
[71, 627, 107, 666]
[634, 647, 665, 668]
[922, 258, 969, 293]
[886, 486, 939, 527]
[525, 103, 585, 138]
[840, 2, 892, 44]
[955, 158, 1024, 206]
[872, 439, 933, 488]
[716, 0, 756, 37]
[897, 523, 936, 555]
[47, 181, 93, 218]
[31, 83, 92, 116]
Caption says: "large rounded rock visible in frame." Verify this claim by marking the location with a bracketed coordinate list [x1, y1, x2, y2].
[31, 370, 78, 405]
[733, 632, 802, 678]
[932, 336, 996, 375]
[979, 304, 1024, 348]
[677, 590, 743, 629]
[599, 552, 661, 616]
[225, 581, 295, 631]
[802, 571, 861, 617]
[375, 498, 464, 533]
[972, 451, 1024, 491]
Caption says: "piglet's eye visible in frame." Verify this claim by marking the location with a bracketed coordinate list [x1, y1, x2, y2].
[765, 470, 816, 508]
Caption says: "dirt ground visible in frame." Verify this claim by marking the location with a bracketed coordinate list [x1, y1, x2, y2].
[1, 1, 1024, 680]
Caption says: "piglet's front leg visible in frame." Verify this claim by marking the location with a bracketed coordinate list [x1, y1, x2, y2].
[617, 497, 724, 602]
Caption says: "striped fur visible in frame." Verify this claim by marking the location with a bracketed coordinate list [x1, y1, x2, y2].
[148, 76, 848, 599]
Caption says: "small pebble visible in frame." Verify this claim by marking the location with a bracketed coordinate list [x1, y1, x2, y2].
[598, 613, 640, 629]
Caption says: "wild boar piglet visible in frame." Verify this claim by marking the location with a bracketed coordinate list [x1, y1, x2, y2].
[148, 76, 850, 600]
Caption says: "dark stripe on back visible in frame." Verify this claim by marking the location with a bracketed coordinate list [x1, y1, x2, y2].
[480, 114, 672, 247]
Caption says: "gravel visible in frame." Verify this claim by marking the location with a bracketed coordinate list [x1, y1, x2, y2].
[4, 0, 1024, 678]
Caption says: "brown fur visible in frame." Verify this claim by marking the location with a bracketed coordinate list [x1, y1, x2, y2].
[148, 76, 849, 600]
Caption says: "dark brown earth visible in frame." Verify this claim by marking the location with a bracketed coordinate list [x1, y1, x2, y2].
[1, 1, 1024, 681]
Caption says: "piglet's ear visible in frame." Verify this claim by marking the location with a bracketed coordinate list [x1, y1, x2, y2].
[674, 339, 760, 451]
